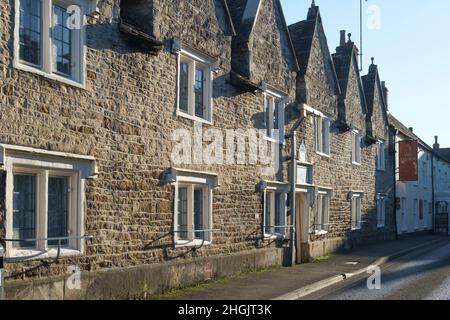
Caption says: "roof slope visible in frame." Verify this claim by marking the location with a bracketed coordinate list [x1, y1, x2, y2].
[362, 60, 387, 117]
[332, 34, 367, 114]
[288, 3, 340, 94]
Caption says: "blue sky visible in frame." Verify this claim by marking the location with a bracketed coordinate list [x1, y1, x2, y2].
[280, 0, 450, 148]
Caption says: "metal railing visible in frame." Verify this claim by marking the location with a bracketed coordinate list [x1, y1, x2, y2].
[1, 235, 94, 262]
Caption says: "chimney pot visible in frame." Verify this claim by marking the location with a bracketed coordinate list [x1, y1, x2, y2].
[409, 127, 414, 133]
[340, 30, 346, 46]
[434, 136, 440, 150]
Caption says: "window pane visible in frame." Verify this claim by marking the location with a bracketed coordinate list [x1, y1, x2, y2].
[273, 100, 280, 131]
[179, 62, 189, 112]
[177, 187, 188, 239]
[321, 195, 328, 230]
[316, 195, 323, 230]
[265, 192, 272, 234]
[53, 5, 72, 77]
[13, 174, 37, 248]
[194, 188, 203, 239]
[274, 193, 283, 234]
[195, 68, 205, 118]
[19, 0, 41, 66]
[48, 177, 70, 246]
[265, 97, 272, 137]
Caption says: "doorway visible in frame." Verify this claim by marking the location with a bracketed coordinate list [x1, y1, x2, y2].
[295, 191, 310, 263]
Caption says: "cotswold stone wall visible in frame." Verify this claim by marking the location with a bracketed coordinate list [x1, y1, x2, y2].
[288, 16, 396, 259]
[0, 0, 295, 283]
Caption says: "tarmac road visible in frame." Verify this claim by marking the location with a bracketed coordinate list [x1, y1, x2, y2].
[302, 238, 450, 300]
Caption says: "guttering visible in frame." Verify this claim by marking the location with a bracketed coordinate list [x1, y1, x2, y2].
[286, 109, 306, 265]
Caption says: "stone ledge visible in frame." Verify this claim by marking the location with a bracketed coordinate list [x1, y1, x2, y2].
[4, 247, 284, 300]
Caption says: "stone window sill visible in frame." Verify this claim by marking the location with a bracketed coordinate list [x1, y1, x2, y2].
[316, 151, 330, 159]
[176, 110, 212, 126]
[6, 248, 82, 262]
[15, 62, 85, 89]
[175, 239, 212, 248]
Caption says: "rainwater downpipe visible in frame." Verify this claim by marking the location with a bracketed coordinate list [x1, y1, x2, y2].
[286, 111, 305, 266]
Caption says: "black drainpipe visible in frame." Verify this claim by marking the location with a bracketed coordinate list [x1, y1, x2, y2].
[431, 154, 435, 233]
[393, 129, 399, 240]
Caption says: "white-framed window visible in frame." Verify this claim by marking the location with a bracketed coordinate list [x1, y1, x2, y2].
[263, 92, 286, 144]
[169, 169, 218, 247]
[1, 144, 97, 259]
[413, 199, 419, 230]
[176, 47, 214, 124]
[351, 130, 362, 165]
[263, 190, 287, 238]
[350, 193, 363, 230]
[377, 194, 387, 228]
[14, 0, 88, 87]
[400, 198, 407, 232]
[176, 184, 211, 244]
[376, 140, 386, 171]
[421, 161, 428, 187]
[315, 116, 330, 156]
[315, 189, 331, 234]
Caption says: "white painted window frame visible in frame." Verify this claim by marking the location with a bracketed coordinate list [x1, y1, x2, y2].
[350, 193, 363, 230]
[401, 197, 408, 232]
[263, 90, 286, 145]
[315, 115, 330, 157]
[315, 189, 331, 235]
[1, 144, 97, 260]
[262, 182, 288, 239]
[171, 170, 218, 248]
[176, 47, 214, 125]
[13, 0, 88, 88]
[376, 194, 387, 228]
[376, 140, 386, 171]
[351, 130, 362, 165]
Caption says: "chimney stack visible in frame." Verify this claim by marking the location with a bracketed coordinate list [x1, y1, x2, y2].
[381, 81, 389, 110]
[434, 136, 440, 150]
[340, 30, 346, 46]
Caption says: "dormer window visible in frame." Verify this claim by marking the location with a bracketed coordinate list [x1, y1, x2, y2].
[176, 47, 214, 124]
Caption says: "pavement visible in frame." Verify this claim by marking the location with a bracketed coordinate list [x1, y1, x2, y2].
[162, 234, 447, 300]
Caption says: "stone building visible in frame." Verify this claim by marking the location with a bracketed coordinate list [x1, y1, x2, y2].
[0, 0, 397, 299]
[287, 3, 395, 262]
[0, 0, 301, 299]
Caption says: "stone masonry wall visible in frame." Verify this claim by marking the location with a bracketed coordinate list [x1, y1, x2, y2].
[0, 0, 295, 284]
[290, 21, 396, 259]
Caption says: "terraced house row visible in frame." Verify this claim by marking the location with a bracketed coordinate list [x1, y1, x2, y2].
[0, 0, 427, 299]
